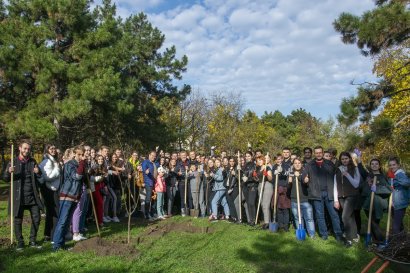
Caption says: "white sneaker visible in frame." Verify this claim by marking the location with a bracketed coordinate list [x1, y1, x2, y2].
[112, 216, 120, 223]
[158, 216, 165, 220]
[103, 217, 111, 223]
[73, 234, 86, 241]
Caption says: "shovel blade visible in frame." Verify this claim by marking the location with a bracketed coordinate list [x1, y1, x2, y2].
[269, 222, 279, 233]
[365, 233, 372, 247]
[296, 225, 306, 241]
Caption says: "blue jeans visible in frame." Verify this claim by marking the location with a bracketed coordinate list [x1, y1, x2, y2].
[291, 201, 315, 237]
[156, 192, 165, 217]
[211, 190, 230, 217]
[53, 199, 77, 250]
[312, 191, 342, 239]
[79, 189, 90, 233]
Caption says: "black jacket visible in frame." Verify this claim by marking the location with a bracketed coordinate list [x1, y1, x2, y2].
[3, 157, 44, 216]
[303, 159, 335, 201]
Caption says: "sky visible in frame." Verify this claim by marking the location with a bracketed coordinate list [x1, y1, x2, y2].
[93, 0, 378, 120]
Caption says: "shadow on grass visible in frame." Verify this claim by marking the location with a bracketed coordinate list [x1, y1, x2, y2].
[236, 232, 377, 273]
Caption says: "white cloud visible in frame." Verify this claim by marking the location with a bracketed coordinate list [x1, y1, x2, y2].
[111, 0, 377, 119]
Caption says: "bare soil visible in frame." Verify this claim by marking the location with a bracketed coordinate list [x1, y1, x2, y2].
[72, 237, 140, 259]
[135, 220, 214, 245]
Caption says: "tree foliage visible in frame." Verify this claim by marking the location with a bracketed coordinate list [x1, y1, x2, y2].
[0, 0, 190, 150]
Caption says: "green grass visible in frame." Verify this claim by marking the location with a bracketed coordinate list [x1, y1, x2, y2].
[0, 180, 398, 273]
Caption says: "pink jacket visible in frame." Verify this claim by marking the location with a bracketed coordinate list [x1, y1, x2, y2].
[155, 176, 166, 193]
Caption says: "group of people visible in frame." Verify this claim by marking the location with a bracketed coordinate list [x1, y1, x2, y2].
[4, 140, 409, 251]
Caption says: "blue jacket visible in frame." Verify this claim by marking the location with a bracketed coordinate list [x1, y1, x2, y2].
[142, 159, 159, 187]
[212, 167, 226, 191]
[391, 169, 410, 210]
[60, 160, 83, 200]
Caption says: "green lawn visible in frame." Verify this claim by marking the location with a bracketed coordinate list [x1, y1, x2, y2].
[0, 181, 396, 273]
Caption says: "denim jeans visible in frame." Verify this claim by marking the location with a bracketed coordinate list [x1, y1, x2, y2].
[79, 189, 90, 233]
[291, 201, 315, 237]
[156, 192, 165, 217]
[167, 186, 177, 215]
[312, 191, 342, 238]
[53, 199, 77, 250]
[211, 190, 230, 217]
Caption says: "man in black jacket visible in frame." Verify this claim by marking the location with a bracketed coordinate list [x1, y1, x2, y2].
[4, 140, 44, 250]
[303, 146, 342, 241]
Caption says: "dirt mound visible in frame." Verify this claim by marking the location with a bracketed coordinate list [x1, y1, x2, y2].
[72, 237, 139, 259]
[136, 221, 213, 245]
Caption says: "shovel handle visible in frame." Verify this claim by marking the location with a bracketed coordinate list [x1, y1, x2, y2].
[273, 174, 279, 222]
[367, 176, 377, 237]
[10, 144, 14, 245]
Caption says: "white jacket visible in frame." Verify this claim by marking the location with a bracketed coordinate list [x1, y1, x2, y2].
[39, 155, 61, 191]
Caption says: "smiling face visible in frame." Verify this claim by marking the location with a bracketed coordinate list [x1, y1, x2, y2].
[370, 159, 380, 172]
[245, 153, 253, 163]
[48, 145, 57, 157]
[314, 148, 323, 161]
[388, 160, 399, 173]
[207, 160, 214, 168]
[19, 143, 31, 158]
[74, 148, 84, 162]
[293, 159, 302, 171]
[97, 155, 104, 165]
[215, 159, 221, 168]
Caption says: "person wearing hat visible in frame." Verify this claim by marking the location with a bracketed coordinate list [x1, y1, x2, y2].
[155, 167, 167, 220]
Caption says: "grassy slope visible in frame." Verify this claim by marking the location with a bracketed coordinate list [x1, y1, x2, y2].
[0, 180, 396, 273]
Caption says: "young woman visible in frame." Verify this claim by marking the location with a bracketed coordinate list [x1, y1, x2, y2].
[225, 157, 239, 221]
[90, 155, 108, 227]
[242, 151, 258, 225]
[204, 159, 216, 216]
[288, 158, 315, 238]
[358, 155, 391, 243]
[39, 144, 62, 242]
[166, 158, 178, 216]
[272, 154, 291, 231]
[209, 158, 230, 221]
[387, 157, 410, 235]
[255, 155, 273, 227]
[103, 154, 120, 223]
[333, 151, 361, 246]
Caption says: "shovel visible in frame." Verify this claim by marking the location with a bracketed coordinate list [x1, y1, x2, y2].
[238, 152, 242, 223]
[378, 178, 393, 250]
[295, 176, 306, 241]
[10, 144, 14, 245]
[184, 169, 190, 216]
[269, 174, 279, 232]
[190, 174, 200, 217]
[365, 176, 377, 247]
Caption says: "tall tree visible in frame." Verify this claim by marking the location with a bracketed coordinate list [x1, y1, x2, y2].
[0, 0, 190, 149]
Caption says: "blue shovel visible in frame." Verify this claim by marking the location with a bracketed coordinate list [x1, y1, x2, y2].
[295, 176, 306, 241]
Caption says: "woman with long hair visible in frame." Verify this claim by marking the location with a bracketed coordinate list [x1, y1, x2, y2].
[333, 151, 361, 247]
[255, 155, 273, 227]
[39, 144, 62, 242]
[90, 155, 108, 227]
[357, 155, 391, 243]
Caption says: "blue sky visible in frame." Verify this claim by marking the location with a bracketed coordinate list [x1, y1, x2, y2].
[93, 0, 377, 120]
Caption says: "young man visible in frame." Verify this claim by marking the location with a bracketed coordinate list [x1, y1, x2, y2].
[53, 145, 86, 251]
[4, 140, 44, 250]
[175, 151, 190, 216]
[303, 146, 342, 241]
[141, 151, 159, 219]
[302, 147, 313, 165]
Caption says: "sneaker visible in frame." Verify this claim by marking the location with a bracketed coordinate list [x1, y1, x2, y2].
[16, 241, 24, 251]
[353, 234, 360, 243]
[345, 240, 353, 248]
[103, 217, 111, 223]
[208, 215, 218, 222]
[158, 216, 166, 220]
[112, 216, 120, 223]
[29, 241, 42, 249]
[73, 234, 83, 241]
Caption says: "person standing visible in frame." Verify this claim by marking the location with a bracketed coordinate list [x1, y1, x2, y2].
[155, 167, 167, 220]
[387, 157, 410, 235]
[175, 151, 190, 217]
[333, 152, 361, 247]
[142, 151, 159, 219]
[53, 145, 86, 251]
[39, 144, 62, 243]
[4, 140, 44, 250]
[303, 146, 342, 241]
